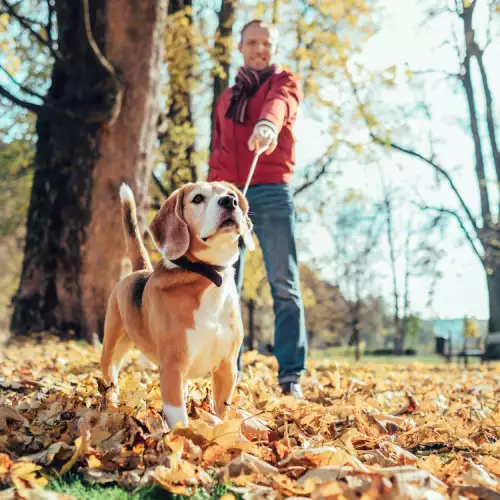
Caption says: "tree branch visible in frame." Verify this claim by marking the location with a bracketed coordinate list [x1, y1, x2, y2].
[81, 0, 116, 80]
[1, 0, 62, 60]
[0, 81, 79, 120]
[414, 202, 483, 262]
[475, 47, 500, 201]
[0, 82, 44, 114]
[374, 136, 480, 236]
[345, 65, 481, 242]
[294, 151, 336, 196]
[0, 65, 45, 101]
[152, 172, 170, 198]
[79, 0, 122, 125]
[45, 0, 56, 48]
[411, 68, 459, 80]
[210, 0, 234, 154]
[461, 2, 490, 223]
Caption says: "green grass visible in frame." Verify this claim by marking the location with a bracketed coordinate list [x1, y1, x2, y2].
[46, 473, 240, 500]
[309, 346, 477, 364]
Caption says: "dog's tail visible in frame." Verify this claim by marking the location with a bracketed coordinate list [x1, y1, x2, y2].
[120, 183, 153, 272]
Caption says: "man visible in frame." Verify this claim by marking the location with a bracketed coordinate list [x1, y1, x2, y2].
[208, 19, 307, 399]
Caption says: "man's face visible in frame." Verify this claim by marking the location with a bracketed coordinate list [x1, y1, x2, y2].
[238, 23, 277, 70]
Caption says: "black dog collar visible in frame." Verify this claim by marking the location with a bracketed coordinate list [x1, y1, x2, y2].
[170, 256, 225, 287]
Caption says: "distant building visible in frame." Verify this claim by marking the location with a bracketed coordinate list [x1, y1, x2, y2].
[426, 318, 487, 347]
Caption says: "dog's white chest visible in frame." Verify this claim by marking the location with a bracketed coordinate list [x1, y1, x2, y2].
[186, 278, 238, 378]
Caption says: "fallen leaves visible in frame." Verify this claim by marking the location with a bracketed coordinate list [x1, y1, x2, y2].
[0, 454, 48, 490]
[2, 335, 500, 498]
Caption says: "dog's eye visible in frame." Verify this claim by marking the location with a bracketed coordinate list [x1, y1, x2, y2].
[192, 194, 205, 204]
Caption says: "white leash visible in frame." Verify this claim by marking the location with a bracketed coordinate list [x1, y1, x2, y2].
[242, 145, 268, 196]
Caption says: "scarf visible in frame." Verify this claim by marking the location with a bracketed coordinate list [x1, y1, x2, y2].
[225, 64, 278, 124]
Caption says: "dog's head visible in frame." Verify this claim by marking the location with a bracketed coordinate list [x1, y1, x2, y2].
[149, 181, 254, 266]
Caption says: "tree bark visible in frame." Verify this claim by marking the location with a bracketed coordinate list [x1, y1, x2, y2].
[484, 266, 500, 358]
[486, 268, 500, 333]
[10, 0, 108, 337]
[247, 298, 255, 351]
[82, 0, 168, 340]
[10, 0, 168, 340]
[210, 0, 234, 154]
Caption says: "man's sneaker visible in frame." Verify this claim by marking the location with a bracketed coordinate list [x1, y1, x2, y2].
[279, 382, 304, 400]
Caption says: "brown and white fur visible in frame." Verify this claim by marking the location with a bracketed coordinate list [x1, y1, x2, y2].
[100, 181, 254, 430]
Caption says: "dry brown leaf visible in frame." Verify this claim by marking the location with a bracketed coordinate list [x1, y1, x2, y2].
[0, 406, 29, 431]
[461, 459, 500, 491]
[22, 442, 74, 466]
[0, 486, 76, 499]
[355, 409, 388, 438]
[219, 452, 279, 478]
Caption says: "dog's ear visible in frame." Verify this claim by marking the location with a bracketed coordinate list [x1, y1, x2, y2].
[149, 188, 190, 260]
[219, 182, 255, 251]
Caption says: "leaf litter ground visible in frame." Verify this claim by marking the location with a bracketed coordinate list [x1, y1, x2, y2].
[1, 335, 500, 499]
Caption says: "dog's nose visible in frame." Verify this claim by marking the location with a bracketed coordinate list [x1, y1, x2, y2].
[218, 195, 237, 211]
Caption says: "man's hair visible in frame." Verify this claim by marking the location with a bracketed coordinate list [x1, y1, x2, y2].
[240, 19, 278, 43]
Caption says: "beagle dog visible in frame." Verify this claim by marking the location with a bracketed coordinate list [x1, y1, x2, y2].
[100, 181, 254, 430]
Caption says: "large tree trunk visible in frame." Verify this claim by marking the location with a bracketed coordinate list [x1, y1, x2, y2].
[11, 0, 168, 340]
[487, 268, 500, 332]
[10, 1, 108, 337]
[82, 0, 168, 340]
[210, 0, 234, 153]
[484, 265, 500, 358]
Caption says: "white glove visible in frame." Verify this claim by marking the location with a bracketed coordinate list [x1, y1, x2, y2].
[248, 121, 278, 155]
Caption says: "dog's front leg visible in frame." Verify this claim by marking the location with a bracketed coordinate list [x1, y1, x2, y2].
[159, 361, 188, 430]
[213, 359, 238, 419]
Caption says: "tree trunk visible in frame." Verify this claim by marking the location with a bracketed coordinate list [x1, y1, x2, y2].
[10, 1, 107, 337]
[82, 0, 168, 340]
[247, 299, 255, 351]
[461, 4, 490, 224]
[383, 194, 403, 353]
[484, 266, 500, 358]
[10, 0, 168, 340]
[160, 0, 196, 193]
[400, 226, 412, 352]
[210, 0, 234, 153]
[352, 318, 360, 362]
[349, 297, 361, 362]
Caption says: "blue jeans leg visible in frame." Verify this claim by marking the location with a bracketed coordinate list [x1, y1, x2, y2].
[235, 183, 307, 384]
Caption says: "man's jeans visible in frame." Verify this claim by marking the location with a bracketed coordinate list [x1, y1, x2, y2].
[235, 183, 307, 384]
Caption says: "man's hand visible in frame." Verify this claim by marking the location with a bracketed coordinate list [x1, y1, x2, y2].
[248, 121, 278, 155]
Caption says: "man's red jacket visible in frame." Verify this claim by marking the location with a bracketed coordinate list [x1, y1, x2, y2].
[208, 69, 302, 188]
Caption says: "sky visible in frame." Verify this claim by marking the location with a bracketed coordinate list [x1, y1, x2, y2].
[290, 0, 500, 321]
